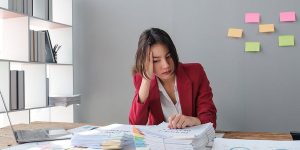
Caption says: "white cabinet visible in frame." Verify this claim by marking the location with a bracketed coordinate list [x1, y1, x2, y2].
[0, 0, 74, 127]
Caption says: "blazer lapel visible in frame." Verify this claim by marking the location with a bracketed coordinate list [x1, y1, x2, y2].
[176, 64, 193, 116]
[150, 77, 164, 123]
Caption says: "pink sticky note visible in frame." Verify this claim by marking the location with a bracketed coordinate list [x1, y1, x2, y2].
[280, 11, 296, 22]
[245, 13, 260, 23]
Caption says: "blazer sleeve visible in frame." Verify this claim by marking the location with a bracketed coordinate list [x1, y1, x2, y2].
[128, 74, 151, 125]
[196, 65, 217, 128]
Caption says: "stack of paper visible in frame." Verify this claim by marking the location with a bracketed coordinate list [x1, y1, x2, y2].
[70, 129, 134, 149]
[49, 94, 81, 107]
[138, 122, 215, 150]
[71, 123, 214, 150]
[212, 138, 300, 150]
[132, 126, 150, 150]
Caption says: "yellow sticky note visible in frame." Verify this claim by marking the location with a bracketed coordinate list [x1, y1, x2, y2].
[245, 42, 260, 52]
[228, 28, 243, 38]
[278, 35, 294, 46]
[259, 24, 275, 33]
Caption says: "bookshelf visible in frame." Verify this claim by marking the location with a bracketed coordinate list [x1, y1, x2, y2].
[0, 0, 74, 127]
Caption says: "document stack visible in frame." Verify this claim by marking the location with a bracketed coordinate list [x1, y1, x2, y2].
[70, 129, 134, 149]
[132, 126, 150, 150]
[48, 94, 81, 107]
[138, 122, 215, 150]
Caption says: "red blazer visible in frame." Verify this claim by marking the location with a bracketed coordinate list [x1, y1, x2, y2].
[129, 63, 217, 128]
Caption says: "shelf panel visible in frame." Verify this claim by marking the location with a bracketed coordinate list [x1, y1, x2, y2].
[52, 0, 72, 26]
[0, 110, 29, 128]
[10, 62, 47, 109]
[47, 64, 73, 96]
[49, 28, 73, 64]
[0, 61, 10, 112]
[30, 17, 71, 31]
[50, 106, 73, 122]
[0, 59, 73, 65]
[0, 8, 26, 19]
[0, 16, 29, 61]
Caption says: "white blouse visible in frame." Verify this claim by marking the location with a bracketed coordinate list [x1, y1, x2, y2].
[157, 77, 182, 122]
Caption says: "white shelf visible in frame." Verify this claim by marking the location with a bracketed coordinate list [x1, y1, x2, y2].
[0, 0, 74, 123]
[0, 8, 26, 19]
[0, 16, 29, 61]
[0, 61, 10, 112]
[47, 64, 73, 96]
[49, 28, 73, 64]
[10, 62, 47, 109]
[30, 105, 74, 122]
[30, 17, 71, 31]
[52, 0, 72, 26]
[0, 110, 29, 127]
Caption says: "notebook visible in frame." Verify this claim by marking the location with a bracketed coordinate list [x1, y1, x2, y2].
[0, 90, 70, 144]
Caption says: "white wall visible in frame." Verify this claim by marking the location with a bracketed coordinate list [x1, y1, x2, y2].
[73, 0, 300, 132]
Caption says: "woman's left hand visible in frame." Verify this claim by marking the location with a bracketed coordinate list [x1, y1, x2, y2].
[168, 114, 201, 129]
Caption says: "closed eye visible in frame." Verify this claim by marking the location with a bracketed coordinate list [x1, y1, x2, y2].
[166, 53, 171, 58]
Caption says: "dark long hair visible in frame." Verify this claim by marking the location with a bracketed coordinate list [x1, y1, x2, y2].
[132, 28, 179, 79]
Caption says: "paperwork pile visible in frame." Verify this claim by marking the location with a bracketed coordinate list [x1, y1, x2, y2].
[71, 129, 133, 149]
[70, 123, 214, 150]
[138, 122, 215, 150]
[212, 138, 300, 150]
[49, 94, 81, 106]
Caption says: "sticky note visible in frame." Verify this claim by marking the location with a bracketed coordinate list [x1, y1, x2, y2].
[278, 35, 295, 46]
[245, 13, 260, 23]
[245, 42, 260, 52]
[259, 24, 275, 33]
[228, 28, 243, 38]
[280, 11, 296, 22]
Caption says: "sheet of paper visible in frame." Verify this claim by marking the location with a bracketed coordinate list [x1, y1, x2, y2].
[141, 122, 213, 138]
[278, 35, 294, 46]
[245, 42, 260, 52]
[3, 140, 72, 150]
[67, 125, 99, 134]
[280, 11, 296, 22]
[212, 138, 300, 150]
[228, 28, 243, 38]
[245, 13, 260, 23]
[259, 24, 275, 33]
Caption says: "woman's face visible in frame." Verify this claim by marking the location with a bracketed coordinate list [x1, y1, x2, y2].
[150, 43, 175, 81]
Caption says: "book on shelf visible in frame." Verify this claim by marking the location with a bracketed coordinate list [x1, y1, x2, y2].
[44, 30, 55, 63]
[29, 30, 34, 61]
[17, 71, 25, 110]
[33, 30, 38, 61]
[46, 78, 49, 106]
[33, 0, 49, 20]
[37, 31, 46, 62]
[29, 30, 55, 63]
[48, 0, 52, 21]
[7, 0, 33, 16]
[10, 70, 18, 110]
[9, 70, 25, 110]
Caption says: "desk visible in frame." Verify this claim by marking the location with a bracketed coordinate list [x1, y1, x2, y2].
[0, 122, 293, 149]
[0, 122, 87, 149]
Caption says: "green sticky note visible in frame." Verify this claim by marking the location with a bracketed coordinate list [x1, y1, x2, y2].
[279, 35, 294, 46]
[245, 42, 260, 52]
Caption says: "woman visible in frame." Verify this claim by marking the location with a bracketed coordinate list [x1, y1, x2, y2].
[129, 28, 217, 129]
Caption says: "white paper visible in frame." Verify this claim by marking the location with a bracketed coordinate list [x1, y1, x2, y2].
[3, 140, 72, 150]
[212, 138, 300, 150]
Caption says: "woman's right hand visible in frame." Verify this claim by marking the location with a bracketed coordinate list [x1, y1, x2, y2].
[144, 50, 154, 79]
[138, 49, 154, 103]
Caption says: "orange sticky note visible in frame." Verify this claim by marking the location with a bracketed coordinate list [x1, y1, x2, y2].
[228, 28, 243, 38]
[259, 24, 275, 33]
